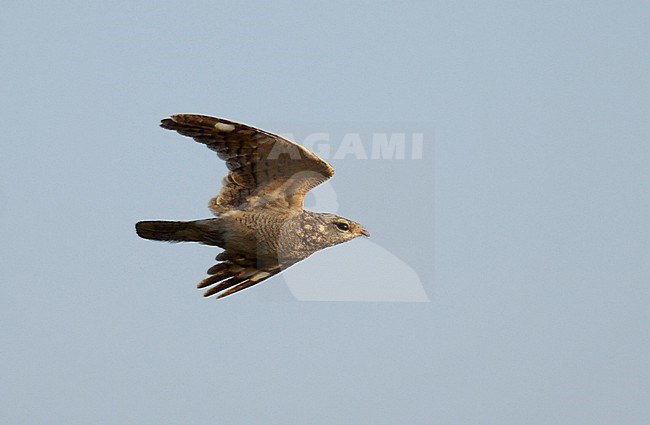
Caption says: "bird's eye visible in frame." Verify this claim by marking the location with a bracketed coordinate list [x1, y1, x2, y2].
[335, 222, 350, 231]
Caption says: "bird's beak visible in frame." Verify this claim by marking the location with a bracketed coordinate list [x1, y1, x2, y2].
[359, 227, 370, 237]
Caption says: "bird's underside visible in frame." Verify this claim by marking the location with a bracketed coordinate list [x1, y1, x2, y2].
[135, 217, 288, 298]
[136, 114, 368, 299]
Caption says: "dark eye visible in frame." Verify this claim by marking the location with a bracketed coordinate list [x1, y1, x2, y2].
[336, 222, 350, 231]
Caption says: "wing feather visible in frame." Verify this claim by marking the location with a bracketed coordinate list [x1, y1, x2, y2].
[197, 252, 282, 299]
[160, 114, 334, 213]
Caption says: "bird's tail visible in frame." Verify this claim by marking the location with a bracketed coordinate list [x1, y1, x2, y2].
[135, 219, 224, 246]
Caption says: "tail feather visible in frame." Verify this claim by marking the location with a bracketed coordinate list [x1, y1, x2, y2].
[135, 219, 224, 246]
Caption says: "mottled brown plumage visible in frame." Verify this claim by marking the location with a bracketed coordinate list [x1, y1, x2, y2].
[136, 114, 369, 299]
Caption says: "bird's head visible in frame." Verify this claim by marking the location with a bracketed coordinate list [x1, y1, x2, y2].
[317, 213, 370, 245]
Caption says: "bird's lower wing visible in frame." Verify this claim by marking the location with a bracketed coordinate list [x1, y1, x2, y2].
[197, 253, 282, 299]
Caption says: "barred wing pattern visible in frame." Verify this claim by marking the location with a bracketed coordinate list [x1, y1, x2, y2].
[160, 114, 334, 213]
[197, 250, 282, 299]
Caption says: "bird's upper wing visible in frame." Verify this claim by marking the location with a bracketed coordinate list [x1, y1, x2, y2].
[197, 250, 283, 299]
[160, 114, 334, 213]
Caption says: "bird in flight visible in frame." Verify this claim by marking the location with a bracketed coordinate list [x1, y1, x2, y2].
[136, 114, 369, 299]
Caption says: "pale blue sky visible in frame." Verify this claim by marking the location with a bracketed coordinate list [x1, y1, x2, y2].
[2, 1, 649, 424]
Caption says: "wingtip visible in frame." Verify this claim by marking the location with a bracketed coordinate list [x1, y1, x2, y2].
[159, 117, 175, 130]
[160, 114, 187, 128]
